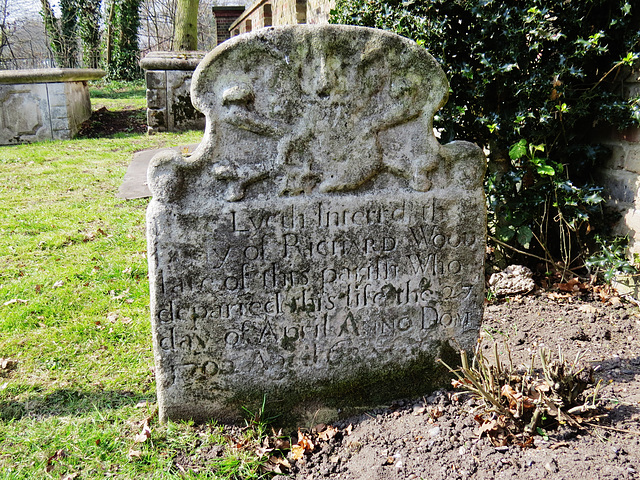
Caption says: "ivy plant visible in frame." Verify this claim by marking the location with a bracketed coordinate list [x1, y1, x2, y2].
[331, 0, 640, 273]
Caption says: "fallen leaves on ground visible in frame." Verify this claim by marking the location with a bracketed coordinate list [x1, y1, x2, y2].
[2, 298, 27, 307]
[45, 449, 66, 473]
[557, 277, 588, 293]
[0, 358, 17, 372]
[134, 418, 152, 443]
[128, 448, 143, 459]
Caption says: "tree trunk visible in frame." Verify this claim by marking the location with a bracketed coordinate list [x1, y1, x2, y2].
[106, 0, 116, 67]
[173, 0, 198, 51]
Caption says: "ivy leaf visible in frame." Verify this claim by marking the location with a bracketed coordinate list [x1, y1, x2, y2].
[497, 225, 516, 241]
[536, 164, 555, 176]
[509, 140, 527, 160]
[516, 226, 533, 249]
[583, 192, 603, 204]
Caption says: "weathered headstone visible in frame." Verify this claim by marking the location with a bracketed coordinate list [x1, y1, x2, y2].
[147, 25, 486, 424]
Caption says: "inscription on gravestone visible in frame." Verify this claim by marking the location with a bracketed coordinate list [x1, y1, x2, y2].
[147, 25, 486, 424]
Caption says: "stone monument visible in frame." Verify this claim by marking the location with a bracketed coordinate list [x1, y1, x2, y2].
[0, 68, 105, 145]
[147, 25, 486, 424]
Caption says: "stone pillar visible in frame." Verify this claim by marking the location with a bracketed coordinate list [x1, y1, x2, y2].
[140, 51, 207, 134]
[0, 68, 104, 145]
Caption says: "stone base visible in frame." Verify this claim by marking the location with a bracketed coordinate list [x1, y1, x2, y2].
[141, 52, 207, 134]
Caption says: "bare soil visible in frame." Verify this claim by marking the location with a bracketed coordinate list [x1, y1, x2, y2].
[288, 292, 640, 480]
[77, 106, 147, 138]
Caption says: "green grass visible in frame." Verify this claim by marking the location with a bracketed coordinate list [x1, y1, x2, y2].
[0, 83, 274, 479]
[89, 79, 147, 110]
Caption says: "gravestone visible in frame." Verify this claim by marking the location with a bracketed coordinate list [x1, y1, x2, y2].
[147, 25, 486, 424]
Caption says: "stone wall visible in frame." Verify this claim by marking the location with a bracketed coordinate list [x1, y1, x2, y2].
[600, 70, 640, 256]
[0, 68, 104, 145]
[140, 51, 207, 134]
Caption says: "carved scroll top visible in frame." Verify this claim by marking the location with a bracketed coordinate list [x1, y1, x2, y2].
[148, 25, 478, 203]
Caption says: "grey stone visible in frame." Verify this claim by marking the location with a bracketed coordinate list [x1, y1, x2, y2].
[141, 53, 206, 134]
[488, 265, 536, 296]
[0, 68, 103, 145]
[0, 68, 105, 84]
[146, 25, 486, 425]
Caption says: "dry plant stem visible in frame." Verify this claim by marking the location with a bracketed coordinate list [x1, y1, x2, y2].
[584, 423, 640, 436]
[456, 351, 514, 420]
[489, 235, 549, 263]
[525, 407, 544, 435]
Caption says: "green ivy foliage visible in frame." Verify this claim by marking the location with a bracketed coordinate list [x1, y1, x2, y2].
[107, 0, 142, 80]
[331, 0, 640, 272]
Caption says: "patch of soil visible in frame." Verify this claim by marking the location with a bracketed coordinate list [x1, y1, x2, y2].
[77, 106, 147, 138]
[288, 293, 640, 480]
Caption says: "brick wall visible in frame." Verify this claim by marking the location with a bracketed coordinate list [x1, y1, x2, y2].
[600, 69, 640, 255]
[230, 0, 335, 36]
[213, 7, 246, 45]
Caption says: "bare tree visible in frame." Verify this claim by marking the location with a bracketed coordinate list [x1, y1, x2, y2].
[139, 0, 216, 54]
[1, 1, 54, 69]
[140, 0, 177, 52]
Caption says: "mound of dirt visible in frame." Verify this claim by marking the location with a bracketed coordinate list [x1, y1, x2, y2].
[77, 106, 147, 138]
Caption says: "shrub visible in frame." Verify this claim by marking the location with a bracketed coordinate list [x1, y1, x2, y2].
[331, 0, 640, 273]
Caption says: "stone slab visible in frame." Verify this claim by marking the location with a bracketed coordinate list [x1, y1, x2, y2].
[0, 68, 105, 84]
[117, 144, 200, 200]
[146, 25, 486, 425]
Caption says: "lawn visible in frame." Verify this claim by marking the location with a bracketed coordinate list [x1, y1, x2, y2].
[0, 83, 270, 479]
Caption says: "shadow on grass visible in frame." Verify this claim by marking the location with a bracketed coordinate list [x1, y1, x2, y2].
[0, 388, 156, 421]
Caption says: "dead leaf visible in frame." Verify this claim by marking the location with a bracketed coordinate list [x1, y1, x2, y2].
[609, 296, 622, 307]
[45, 449, 66, 472]
[255, 445, 274, 457]
[135, 401, 149, 409]
[345, 424, 353, 436]
[478, 419, 500, 435]
[34, 284, 42, 294]
[296, 429, 314, 452]
[318, 425, 339, 441]
[0, 358, 17, 371]
[547, 291, 572, 301]
[452, 378, 471, 388]
[134, 419, 151, 443]
[2, 298, 27, 307]
[128, 448, 142, 459]
[501, 384, 534, 412]
[53, 280, 64, 288]
[274, 437, 291, 450]
[290, 444, 305, 461]
[558, 278, 586, 293]
[261, 455, 291, 474]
